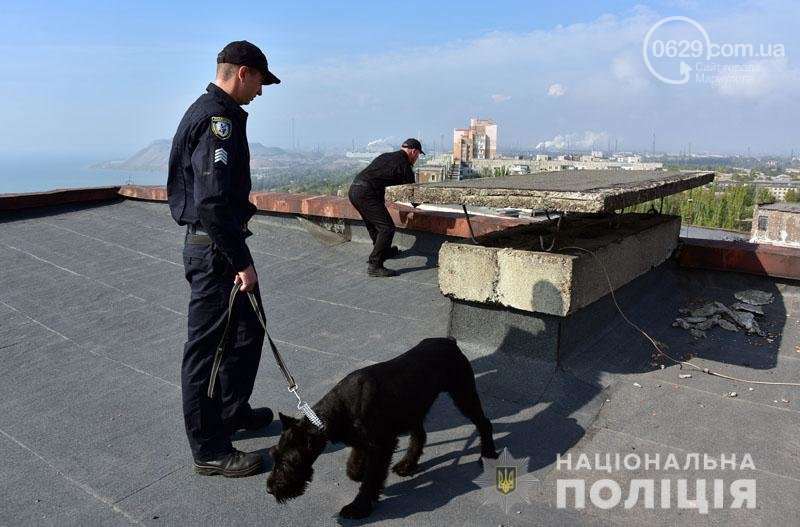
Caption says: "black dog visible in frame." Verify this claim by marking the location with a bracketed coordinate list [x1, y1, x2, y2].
[266, 337, 498, 519]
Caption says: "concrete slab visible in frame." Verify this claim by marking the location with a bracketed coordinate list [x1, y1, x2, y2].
[440, 213, 680, 316]
[387, 170, 714, 212]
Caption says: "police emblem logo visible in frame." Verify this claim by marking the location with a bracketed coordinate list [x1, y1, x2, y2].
[496, 466, 516, 495]
[211, 116, 232, 140]
[474, 447, 536, 514]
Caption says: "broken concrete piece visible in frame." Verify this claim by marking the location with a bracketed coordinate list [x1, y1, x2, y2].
[728, 310, 756, 331]
[727, 392, 738, 398]
[691, 303, 721, 318]
[689, 328, 706, 339]
[734, 289, 774, 306]
[732, 302, 764, 316]
[679, 373, 693, 379]
[633, 382, 642, 388]
[691, 301, 731, 319]
[694, 318, 717, 331]
[749, 320, 766, 337]
[717, 319, 739, 332]
[684, 316, 708, 324]
[713, 301, 735, 318]
[673, 318, 692, 330]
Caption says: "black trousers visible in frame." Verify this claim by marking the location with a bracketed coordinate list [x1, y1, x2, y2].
[348, 184, 395, 266]
[181, 241, 264, 460]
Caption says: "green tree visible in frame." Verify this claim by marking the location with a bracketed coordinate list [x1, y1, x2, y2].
[785, 189, 799, 202]
[633, 183, 757, 232]
[757, 187, 775, 205]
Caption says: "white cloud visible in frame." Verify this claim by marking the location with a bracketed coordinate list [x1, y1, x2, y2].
[536, 131, 608, 150]
[715, 57, 800, 99]
[547, 83, 565, 97]
[251, 2, 800, 153]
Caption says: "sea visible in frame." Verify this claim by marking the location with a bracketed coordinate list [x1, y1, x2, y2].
[0, 155, 165, 194]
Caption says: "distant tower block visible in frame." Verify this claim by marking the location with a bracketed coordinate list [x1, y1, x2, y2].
[453, 118, 497, 163]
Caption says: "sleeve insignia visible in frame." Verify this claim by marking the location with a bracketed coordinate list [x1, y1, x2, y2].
[211, 116, 232, 140]
[214, 148, 228, 165]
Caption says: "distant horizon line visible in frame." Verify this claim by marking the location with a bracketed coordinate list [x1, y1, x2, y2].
[1, 146, 798, 160]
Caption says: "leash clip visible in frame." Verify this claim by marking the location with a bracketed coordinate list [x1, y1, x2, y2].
[289, 386, 325, 430]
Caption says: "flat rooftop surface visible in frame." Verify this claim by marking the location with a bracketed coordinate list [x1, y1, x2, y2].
[1, 199, 799, 526]
[387, 170, 714, 212]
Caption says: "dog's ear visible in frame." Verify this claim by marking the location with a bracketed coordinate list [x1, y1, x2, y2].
[279, 412, 298, 429]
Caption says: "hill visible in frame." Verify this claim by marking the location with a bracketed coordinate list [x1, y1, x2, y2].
[93, 140, 298, 171]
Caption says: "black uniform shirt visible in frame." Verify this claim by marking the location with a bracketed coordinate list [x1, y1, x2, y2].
[167, 83, 256, 271]
[353, 150, 415, 193]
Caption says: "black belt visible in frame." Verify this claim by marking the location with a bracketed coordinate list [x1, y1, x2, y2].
[185, 223, 248, 245]
[185, 232, 212, 245]
[187, 223, 248, 234]
[185, 224, 211, 245]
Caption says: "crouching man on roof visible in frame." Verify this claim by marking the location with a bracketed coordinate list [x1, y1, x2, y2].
[348, 138, 424, 277]
[167, 40, 280, 477]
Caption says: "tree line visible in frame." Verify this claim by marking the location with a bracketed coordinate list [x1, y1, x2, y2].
[632, 183, 794, 232]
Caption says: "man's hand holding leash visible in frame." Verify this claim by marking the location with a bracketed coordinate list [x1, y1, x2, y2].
[235, 264, 258, 292]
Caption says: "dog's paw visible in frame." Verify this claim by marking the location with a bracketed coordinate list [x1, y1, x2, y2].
[391, 459, 417, 477]
[339, 499, 372, 519]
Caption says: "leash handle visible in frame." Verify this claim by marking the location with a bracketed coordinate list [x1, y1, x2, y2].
[205, 284, 324, 430]
[207, 284, 239, 399]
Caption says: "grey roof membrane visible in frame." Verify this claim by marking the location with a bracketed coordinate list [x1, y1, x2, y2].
[1, 199, 799, 526]
[387, 170, 714, 212]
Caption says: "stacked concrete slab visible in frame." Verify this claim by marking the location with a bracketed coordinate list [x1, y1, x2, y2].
[440, 213, 681, 316]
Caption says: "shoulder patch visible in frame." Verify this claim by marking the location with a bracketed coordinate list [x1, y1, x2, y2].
[210, 116, 232, 140]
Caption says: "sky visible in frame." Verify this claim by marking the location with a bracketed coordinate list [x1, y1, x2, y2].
[0, 0, 797, 158]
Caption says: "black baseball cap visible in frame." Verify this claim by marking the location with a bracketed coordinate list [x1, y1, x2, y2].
[402, 138, 425, 155]
[217, 40, 281, 85]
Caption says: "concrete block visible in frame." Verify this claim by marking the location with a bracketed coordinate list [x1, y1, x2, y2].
[496, 249, 575, 314]
[439, 243, 499, 303]
[439, 214, 681, 316]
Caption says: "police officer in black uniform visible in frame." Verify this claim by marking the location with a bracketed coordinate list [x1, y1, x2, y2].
[167, 40, 280, 477]
[348, 139, 424, 277]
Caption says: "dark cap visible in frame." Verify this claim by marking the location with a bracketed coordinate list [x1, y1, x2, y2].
[401, 138, 425, 155]
[217, 40, 280, 85]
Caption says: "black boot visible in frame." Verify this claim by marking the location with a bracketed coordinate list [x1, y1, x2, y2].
[193, 449, 263, 477]
[367, 264, 398, 277]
